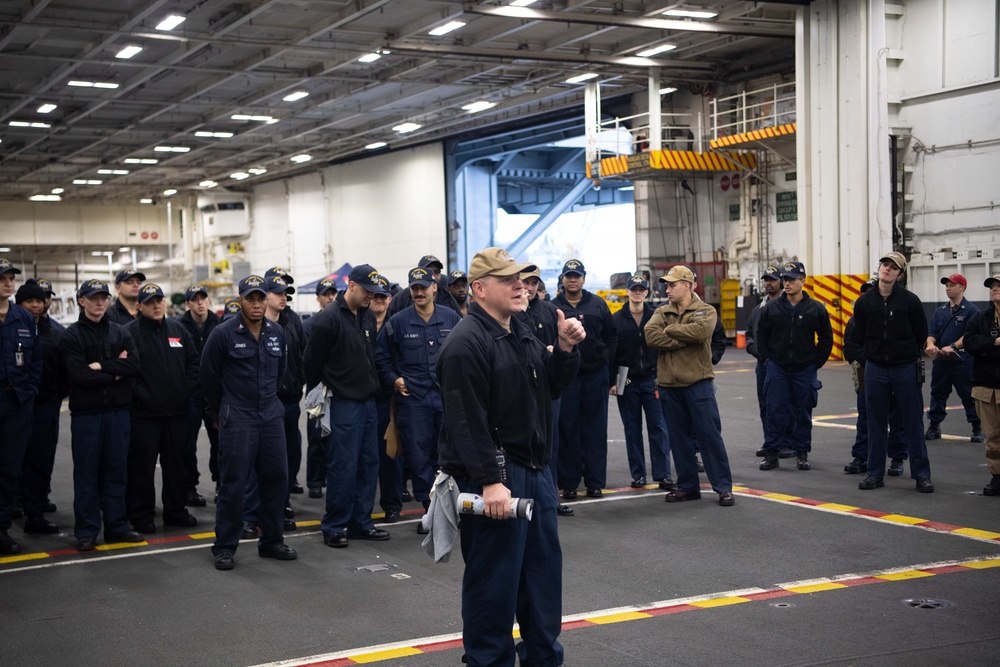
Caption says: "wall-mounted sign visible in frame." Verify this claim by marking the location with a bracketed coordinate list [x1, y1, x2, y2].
[729, 204, 740, 221]
[720, 175, 730, 191]
[731, 174, 741, 190]
[776, 191, 797, 222]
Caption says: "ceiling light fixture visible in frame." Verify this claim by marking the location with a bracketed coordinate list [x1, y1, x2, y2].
[124, 158, 158, 164]
[461, 101, 497, 113]
[428, 21, 465, 36]
[9, 121, 51, 128]
[248, 168, 267, 175]
[72, 179, 103, 185]
[510, 0, 539, 6]
[662, 8, 718, 19]
[0, 248, 11, 252]
[120, 247, 131, 252]
[194, 131, 234, 138]
[231, 114, 276, 122]
[162, 189, 177, 196]
[29, 194, 62, 202]
[140, 198, 153, 204]
[199, 181, 218, 188]
[97, 169, 129, 175]
[290, 154, 312, 163]
[564, 73, 598, 84]
[153, 146, 190, 152]
[115, 45, 143, 59]
[67, 80, 119, 89]
[660, 87, 678, 95]
[365, 141, 387, 150]
[282, 91, 309, 102]
[392, 122, 421, 133]
[636, 44, 677, 57]
[90, 251, 105, 256]
[230, 172, 250, 180]
[155, 14, 186, 31]
[37, 103, 57, 114]
[357, 53, 382, 63]
[51, 188, 64, 194]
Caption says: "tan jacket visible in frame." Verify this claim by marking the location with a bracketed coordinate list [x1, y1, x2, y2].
[644, 294, 717, 388]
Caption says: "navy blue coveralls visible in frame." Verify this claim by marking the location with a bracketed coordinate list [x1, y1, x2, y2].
[756, 291, 833, 454]
[927, 297, 980, 429]
[551, 289, 617, 493]
[376, 303, 460, 504]
[610, 302, 670, 483]
[200, 317, 287, 555]
[0, 303, 42, 534]
[437, 301, 580, 667]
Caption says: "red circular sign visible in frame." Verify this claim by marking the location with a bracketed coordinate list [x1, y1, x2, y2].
[731, 174, 741, 190]
[720, 175, 730, 191]
[141, 231, 149, 239]
[151, 231, 159, 240]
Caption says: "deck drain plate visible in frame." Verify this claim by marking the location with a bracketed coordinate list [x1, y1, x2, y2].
[902, 598, 954, 610]
[770, 602, 795, 608]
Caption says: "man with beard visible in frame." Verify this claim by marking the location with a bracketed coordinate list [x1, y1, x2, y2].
[446, 270, 469, 317]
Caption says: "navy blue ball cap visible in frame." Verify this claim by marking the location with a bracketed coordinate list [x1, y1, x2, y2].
[138, 283, 165, 303]
[761, 265, 780, 280]
[115, 269, 146, 284]
[417, 255, 444, 270]
[447, 270, 468, 286]
[348, 264, 389, 295]
[185, 284, 209, 301]
[264, 266, 294, 284]
[78, 278, 111, 299]
[561, 259, 585, 277]
[35, 278, 55, 295]
[779, 261, 806, 279]
[626, 274, 649, 291]
[238, 275, 268, 298]
[408, 267, 435, 287]
[266, 275, 295, 295]
[316, 278, 338, 296]
[0, 258, 22, 276]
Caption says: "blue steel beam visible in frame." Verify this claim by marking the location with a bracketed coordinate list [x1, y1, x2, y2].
[506, 177, 594, 259]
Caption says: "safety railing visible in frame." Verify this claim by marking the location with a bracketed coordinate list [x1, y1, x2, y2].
[597, 112, 704, 156]
[710, 82, 796, 139]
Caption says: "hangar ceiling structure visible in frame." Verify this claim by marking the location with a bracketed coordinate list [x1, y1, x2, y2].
[0, 0, 800, 204]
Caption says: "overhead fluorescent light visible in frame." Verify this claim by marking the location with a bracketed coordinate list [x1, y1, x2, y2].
[365, 141, 387, 150]
[37, 103, 57, 114]
[115, 45, 143, 60]
[462, 101, 497, 113]
[9, 121, 51, 128]
[91, 251, 105, 256]
[97, 169, 129, 175]
[153, 146, 190, 152]
[155, 14, 186, 31]
[124, 158, 159, 164]
[282, 91, 309, 102]
[194, 131, 234, 138]
[72, 180, 103, 185]
[620, 186, 635, 191]
[510, 0, 539, 6]
[357, 53, 382, 64]
[29, 194, 62, 202]
[660, 87, 678, 95]
[120, 247, 131, 252]
[636, 44, 677, 57]
[67, 80, 120, 89]
[564, 73, 598, 84]
[51, 188, 64, 194]
[230, 172, 249, 180]
[662, 9, 718, 19]
[428, 21, 465, 36]
[231, 114, 276, 122]
[162, 189, 177, 196]
[140, 198, 153, 204]
[199, 181, 218, 188]
[248, 168, 267, 175]
[392, 122, 421, 133]
[0, 248, 10, 252]
[289, 154, 312, 163]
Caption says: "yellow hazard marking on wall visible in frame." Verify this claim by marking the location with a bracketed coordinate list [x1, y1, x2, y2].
[709, 122, 797, 149]
[803, 273, 871, 361]
[595, 149, 757, 178]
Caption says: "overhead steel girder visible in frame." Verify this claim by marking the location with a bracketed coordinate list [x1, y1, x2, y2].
[462, 4, 795, 39]
[506, 178, 595, 259]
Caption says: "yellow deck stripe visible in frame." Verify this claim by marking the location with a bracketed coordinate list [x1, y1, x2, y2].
[690, 596, 751, 608]
[352, 647, 423, 663]
[785, 582, 848, 594]
[816, 503, 860, 512]
[880, 514, 929, 526]
[875, 570, 935, 581]
[588, 611, 652, 624]
[962, 558, 1000, 569]
[952, 528, 1000, 540]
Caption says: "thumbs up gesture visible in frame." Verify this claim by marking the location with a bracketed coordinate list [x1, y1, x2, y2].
[556, 308, 586, 353]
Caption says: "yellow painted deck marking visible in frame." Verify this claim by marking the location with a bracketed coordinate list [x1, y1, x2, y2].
[588, 611, 651, 624]
[352, 647, 423, 663]
[880, 514, 928, 526]
[690, 596, 751, 608]
[786, 582, 848, 594]
[875, 570, 935, 581]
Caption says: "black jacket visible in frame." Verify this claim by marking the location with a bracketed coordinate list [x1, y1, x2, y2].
[965, 306, 1000, 389]
[104, 299, 138, 326]
[552, 289, 617, 374]
[515, 296, 560, 347]
[61, 314, 141, 415]
[36, 315, 70, 403]
[610, 303, 658, 384]
[303, 292, 379, 400]
[843, 316, 865, 364]
[757, 291, 834, 371]
[848, 282, 927, 367]
[711, 317, 727, 365]
[436, 302, 580, 485]
[178, 310, 221, 355]
[125, 315, 199, 417]
[276, 308, 305, 402]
